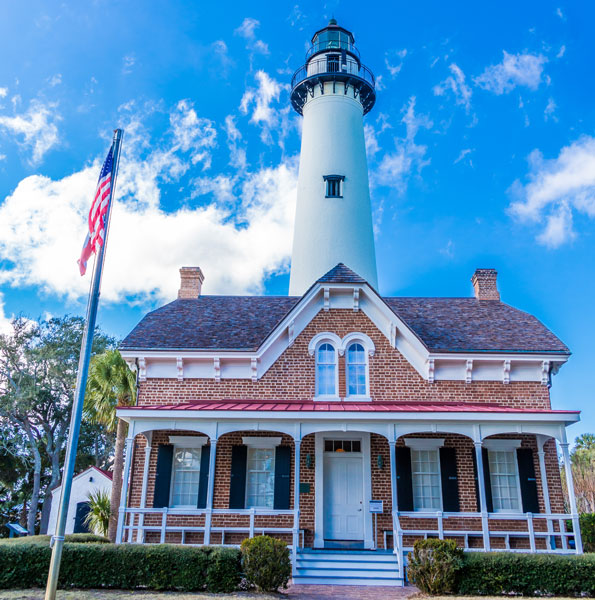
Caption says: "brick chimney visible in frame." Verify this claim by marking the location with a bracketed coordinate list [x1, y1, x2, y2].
[471, 268, 500, 301]
[178, 267, 204, 299]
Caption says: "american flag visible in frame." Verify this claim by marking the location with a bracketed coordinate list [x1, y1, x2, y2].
[78, 146, 114, 276]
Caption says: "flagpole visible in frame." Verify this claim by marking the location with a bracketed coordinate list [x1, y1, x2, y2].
[45, 129, 123, 600]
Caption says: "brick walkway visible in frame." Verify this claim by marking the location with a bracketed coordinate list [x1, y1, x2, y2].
[282, 584, 418, 599]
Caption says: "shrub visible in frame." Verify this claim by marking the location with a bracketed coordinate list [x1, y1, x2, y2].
[0, 533, 110, 545]
[457, 552, 595, 597]
[241, 535, 291, 592]
[580, 513, 595, 553]
[0, 543, 241, 592]
[406, 538, 464, 594]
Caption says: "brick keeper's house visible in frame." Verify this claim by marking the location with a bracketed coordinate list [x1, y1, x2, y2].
[115, 20, 583, 587]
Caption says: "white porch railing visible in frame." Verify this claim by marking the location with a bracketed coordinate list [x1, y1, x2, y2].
[121, 507, 299, 547]
[391, 511, 580, 554]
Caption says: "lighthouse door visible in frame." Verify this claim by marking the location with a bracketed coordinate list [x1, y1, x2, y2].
[323, 440, 364, 543]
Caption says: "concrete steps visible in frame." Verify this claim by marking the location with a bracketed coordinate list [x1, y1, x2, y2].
[293, 549, 404, 587]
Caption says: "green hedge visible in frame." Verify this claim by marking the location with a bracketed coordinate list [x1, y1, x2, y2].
[0, 543, 241, 592]
[457, 552, 595, 597]
[0, 533, 110, 545]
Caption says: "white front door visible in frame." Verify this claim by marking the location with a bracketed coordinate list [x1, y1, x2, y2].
[323, 450, 364, 540]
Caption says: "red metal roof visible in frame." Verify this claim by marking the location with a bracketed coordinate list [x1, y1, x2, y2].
[121, 400, 578, 415]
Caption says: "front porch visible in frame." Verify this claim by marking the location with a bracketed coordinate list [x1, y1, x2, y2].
[115, 401, 583, 584]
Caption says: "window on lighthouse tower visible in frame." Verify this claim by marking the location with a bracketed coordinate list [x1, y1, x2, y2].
[323, 174, 345, 198]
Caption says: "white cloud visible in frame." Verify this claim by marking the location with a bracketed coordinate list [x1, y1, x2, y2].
[454, 148, 474, 165]
[385, 49, 407, 77]
[0, 103, 298, 303]
[240, 70, 292, 147]
[475, 51, 547, 94]
[234, 17, 269, 55]
[122, 54, 136, 74]
[0, 87, 8, 98]
[433, 63, 472, 112]
[0, 154, 6, 161]
[169, 99, 217, 169]
[47, 74, 62, 87]
[556, 7, 565, 19]
[0, 292, 12, 334]
[544, 97, 557, 121]
[508, 136, 595, 247]
[374, 97, 432, 192]
[0, 99, 61, 164]
[224, 115, 247, 170]
[557, 45, 566, 58]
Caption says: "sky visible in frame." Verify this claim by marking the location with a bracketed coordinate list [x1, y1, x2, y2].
[0, 1, 593, 439]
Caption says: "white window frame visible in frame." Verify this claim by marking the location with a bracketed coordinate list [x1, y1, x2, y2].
[168, 436, 208, 509]
[345, 341, 370, 399]
[242, 437, 280, 509]
[314, 341, 339, 399]
[483, 439, 522, 514]
[405, 439, 444, 512]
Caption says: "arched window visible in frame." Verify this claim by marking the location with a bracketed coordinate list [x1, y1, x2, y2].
[346, 342, 367, 396]
[316, 343, 337, 396]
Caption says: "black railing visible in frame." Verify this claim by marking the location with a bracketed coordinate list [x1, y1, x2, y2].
[291, 56, 375, 90]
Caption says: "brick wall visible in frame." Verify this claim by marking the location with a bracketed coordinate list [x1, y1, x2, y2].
[137, 309, 551, 408]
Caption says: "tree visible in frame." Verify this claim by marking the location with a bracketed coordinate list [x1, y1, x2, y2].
[84, 489, 111, 537]
[84, 349, 136, 541]
[571, 434, 595, 513]
[0, 316, 114, 534]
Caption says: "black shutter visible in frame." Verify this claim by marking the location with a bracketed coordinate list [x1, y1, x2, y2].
[471, 448, 481, 511]
[395, 447, 414, 512]
[197, 445, 210, 509]
[517, 448, 540, 513]
[440, 447, 460, 512]
[274, 445, 291, 509]
[153, 444, 174, 508]
[229, 445, 247, 509]
[482, 448, 494, 513]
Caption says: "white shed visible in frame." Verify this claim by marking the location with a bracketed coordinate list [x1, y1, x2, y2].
[47, 466, 112, 536]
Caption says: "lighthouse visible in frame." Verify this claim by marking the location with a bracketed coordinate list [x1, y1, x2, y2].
[288, 19, 378, 295]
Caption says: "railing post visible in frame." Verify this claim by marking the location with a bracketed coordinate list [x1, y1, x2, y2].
[249, 508, 255, 538]
[474, 439, 491, 551]
[527, 513, 536, 552]
[137, 440, 152, 543]
[560, 441, 583, 554]
[389, 439, 403, 578]
[115, 437, 135, 544]
[160, 508, 168, 544]
[204, 438, 217, 546]
[437, 512, 444, 540]
[559, 518, 568, 550]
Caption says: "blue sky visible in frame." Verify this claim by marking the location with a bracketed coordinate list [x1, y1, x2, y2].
[0, 1, 593, 439]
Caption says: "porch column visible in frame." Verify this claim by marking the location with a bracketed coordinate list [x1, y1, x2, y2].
[115, 437, 135, 544]
[560, 441, 583, 554]
[536, 435, 554, 549]
[474, 440, 491, 551]
[136, 434, 153, 543]
[292, 439, 301, 575]
[203, 438, 217, 545]
[389, 438, 403, 577]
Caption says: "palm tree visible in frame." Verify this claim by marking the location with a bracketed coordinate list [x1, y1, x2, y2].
[84, 349, 136, 541]
[84, 489, 111, 537]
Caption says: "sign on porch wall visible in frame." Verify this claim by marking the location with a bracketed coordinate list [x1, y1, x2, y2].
[369, 500, 383, 513]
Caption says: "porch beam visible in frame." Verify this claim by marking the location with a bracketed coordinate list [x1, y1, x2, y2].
[473, 439, 491, 551]
[560, 440, 583, 554]
[115, 437, 135, 544]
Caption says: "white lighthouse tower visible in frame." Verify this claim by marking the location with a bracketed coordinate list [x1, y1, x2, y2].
[289, 19, 378, 295]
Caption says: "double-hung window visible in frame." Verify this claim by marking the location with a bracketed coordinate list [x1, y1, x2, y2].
[411, 449, 442, 511]
[245, 447, 276, 508]
[488, 450, 521, 512]
[346, 342, 367, 396]
[323, 174, 344, 198]
[316, 343, 337, 396]
[170, 447, 201, 507]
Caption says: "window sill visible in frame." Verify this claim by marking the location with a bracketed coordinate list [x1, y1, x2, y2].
[314, 395, 341, 402]
[325, 195, 343, 199]
[344, 396, 371, 402]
